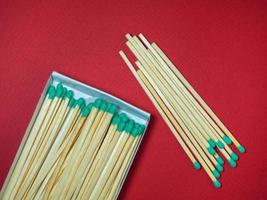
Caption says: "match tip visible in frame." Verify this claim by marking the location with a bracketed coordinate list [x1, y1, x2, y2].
[212, 169, 220, 178]
[131, 127, 139, 137]
[56, 83, 64, 97]
[76, 98, 86, 110]
[47, 85, 56, 99]
[213, 180, 221, 188]
[117, 122, 126, 132]
[193, 161, 201, 170]
[107, 104, 118, 114]
[119, 113, 128, 123]
[207, 146, 216, 155]
[208, 138, 216, 148]
[81, 104, 91, 117]
[112, 116, 119, 125]
[125, 120, 135, 133]
[222, 135, 232, 145]
[231, 152, 239, 161]
[94, 98, 103, 108]
[217, 140, 225, 149]
[68, 97, 76, 108]
[216, 163, 223, 172]
[216, 156, 224, 165]
[237, 145, 246, 154]
[62, 87, 68, 99]
[99, 101, 108, 111]
[65, 90, 74, 100]
[228, 159, 237, 168]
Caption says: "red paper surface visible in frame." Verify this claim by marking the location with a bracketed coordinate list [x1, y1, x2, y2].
[0, 1, 267, 199]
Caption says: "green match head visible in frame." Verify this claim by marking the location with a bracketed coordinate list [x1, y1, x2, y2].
[56, 83, 64, 97]
[231, 152, 239, 161]
[213, 180, 221, 188]
[62, 87, 67, 99]
[193, 161, 201, 170]
[117, 122, 126, 132]
[47, 85, 56, 99]
[237, 145, 246, 154]
[208, 138, 216, 148]
[216, 140, 225, 149]
[65, 90, 74, 100]
[222, 135, 232, 145]
[94, 98, 103, 108]
[207, 146, 215, 155]
[125, 120, 135, 134]
[138, 125, 146, 135]
[228, 159, 237, 168]
[111, 116, 120, 125]
[131, 127, 139, 137]
[212, 169, 220, 178]
[81, 104, 91, 117]
[216, 163, 223, 172]
[99, 101, 107, 111]
[88, 102, 94, 110]
[216, 156, 224, 165]
[119, 113, 128, 123]
[76, 98, 86, 109]
[107, 103, 117, 114]
[68, 98, 76, 108]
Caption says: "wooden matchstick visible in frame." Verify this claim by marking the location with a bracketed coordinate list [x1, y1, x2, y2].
[0, 85, 56, 200]
[88, 121, 135, 199]
[24, 96, 83, 199]
[99, 125, 143, 199]
[71, 115, 122, 199]
[75, 120, 128, 199]
[58, 101, 117, 199]
[10, 83, 65, 199]
[119, 51, 221, 187]
[151, 42, 245, 153]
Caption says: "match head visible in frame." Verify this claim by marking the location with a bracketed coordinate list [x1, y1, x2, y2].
[88, 102, 94, 110]
[216, 140, 225, 149]
[94, 98, 103, 108]
[212, 169, 220, 178]
[81, 104, 91, 117]
[138, 125, 146, 135]
[228, 159, 237, 168]
[107, 104, 118, 114]
[56, 83, 64, 97]
[65, 90, 74, 100]
[68, 98, 76, 108]
[47, 85, 56, 99]
[237, 145, 246, 154]
[119, 113, 128, 122]
[131, 127, 139, 137]
[216, 156, 224, 165]
[99, 101, 107, 111]
[231, 152, 239, 161]
[208, 138, 216, 148]
[117, 122, 126, 132]
[62, 88, 68, 99]
[213, 180, 221, 188]
[207, 146, 216, 155]
[111, 116, 120, 125]
[125, 120, 135, 134]
[193, 161, 201, 170]
[216, 163, 223, 172]
[76, 98, 86, 110]
[222, 135, 232, 145]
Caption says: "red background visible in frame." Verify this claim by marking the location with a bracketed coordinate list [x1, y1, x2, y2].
[0, 0, 267, 199]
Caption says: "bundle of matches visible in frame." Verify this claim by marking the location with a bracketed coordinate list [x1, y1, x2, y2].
[119, 33, 246, 188]
[1, 83, 146, 200]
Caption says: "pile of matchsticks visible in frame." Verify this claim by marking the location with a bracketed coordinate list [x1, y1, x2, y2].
[120, 33, 246, 188]
[1, 83, 146, 200]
